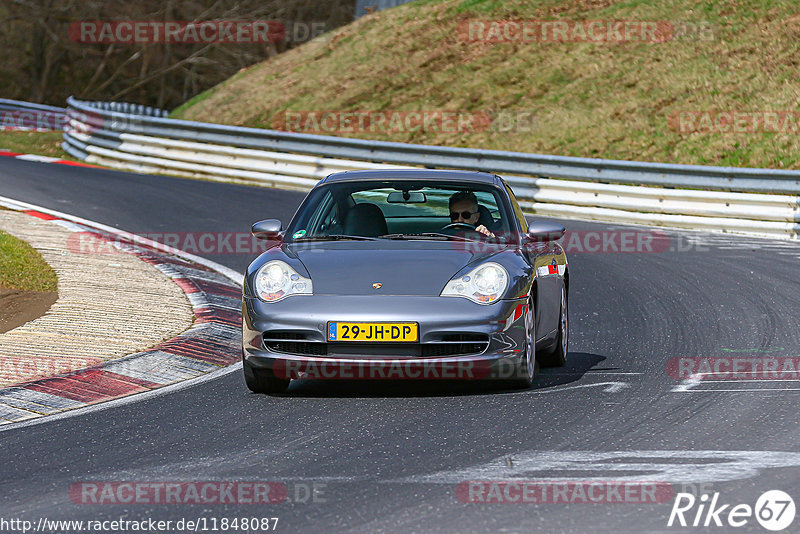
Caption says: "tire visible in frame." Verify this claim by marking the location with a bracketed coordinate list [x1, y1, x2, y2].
[505, 297, 537, 389]
[538, 284, 568, 368]
[243, 360, 290, 393]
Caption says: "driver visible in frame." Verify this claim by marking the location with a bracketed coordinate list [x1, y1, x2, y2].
[448, 191, 495, 238]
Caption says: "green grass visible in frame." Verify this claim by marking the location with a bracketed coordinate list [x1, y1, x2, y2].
[170, 88, 218, 118]
[0, 229, 58, 292]
[0, 131, 68, 159]
[172, 0, 800, 169]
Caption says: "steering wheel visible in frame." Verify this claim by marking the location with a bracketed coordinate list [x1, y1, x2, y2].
[442, 222, 476, 231]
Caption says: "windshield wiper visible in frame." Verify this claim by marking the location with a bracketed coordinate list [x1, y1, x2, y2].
[380, 232, 473, 242]
[295, 234, 379, 241]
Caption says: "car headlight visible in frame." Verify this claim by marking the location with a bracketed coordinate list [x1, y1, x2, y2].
[254, 260, 312, 302]
[441, 262, 508, 304]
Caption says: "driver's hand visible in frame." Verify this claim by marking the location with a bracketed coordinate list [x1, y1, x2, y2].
[475, 225, 495, 238]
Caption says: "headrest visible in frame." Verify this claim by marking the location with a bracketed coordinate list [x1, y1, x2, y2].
[344, 203, 388, 237]
[477, 204, 496, 229]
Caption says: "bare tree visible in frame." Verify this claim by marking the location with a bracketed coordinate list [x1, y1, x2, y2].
[0, 0, 355, 109]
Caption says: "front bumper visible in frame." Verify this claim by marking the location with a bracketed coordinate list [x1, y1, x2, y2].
[242, 295, 528, 380]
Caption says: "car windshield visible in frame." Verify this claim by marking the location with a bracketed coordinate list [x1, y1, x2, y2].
[285, 180, 514, 242]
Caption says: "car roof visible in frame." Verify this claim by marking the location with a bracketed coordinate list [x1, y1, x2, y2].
[320, 169, 500, 185]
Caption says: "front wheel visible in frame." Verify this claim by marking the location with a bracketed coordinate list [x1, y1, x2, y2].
[243, 360, 290, 393]
[505, 298, 537, 389]
[538, 284, 568, 367]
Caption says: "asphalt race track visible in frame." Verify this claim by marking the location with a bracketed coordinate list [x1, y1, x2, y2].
[2, 158, 800, 533]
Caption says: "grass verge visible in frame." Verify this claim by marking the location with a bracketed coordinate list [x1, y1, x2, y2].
[0, 131, 69, 159]
[0, 229, 58, 292]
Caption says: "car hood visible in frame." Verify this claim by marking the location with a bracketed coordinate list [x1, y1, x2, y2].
[287, 241, 498, 296]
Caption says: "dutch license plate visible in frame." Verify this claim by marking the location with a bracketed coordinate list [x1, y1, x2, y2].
[327, 322, 418, 342]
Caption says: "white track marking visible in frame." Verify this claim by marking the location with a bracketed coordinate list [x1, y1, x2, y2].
[671, 374, 703, 392]
[672, 372, 800, 393]
[538, 381, 630, 393]
[551, 372, 643, 375]
[696, 379, 800, 383]
[679, 388, 800, 392]
[15, 155, 59, 163]
[397, 450, 800, 484]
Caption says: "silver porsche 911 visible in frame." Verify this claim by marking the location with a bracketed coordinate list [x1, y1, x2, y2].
[242, 169, 568, 393]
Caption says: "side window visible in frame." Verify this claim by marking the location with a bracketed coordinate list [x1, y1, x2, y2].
[504, 183, 528, 233]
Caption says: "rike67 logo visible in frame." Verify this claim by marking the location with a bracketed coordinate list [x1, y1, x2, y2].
[668, 490, 795, 531]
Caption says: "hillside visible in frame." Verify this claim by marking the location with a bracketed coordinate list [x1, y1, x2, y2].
[172, 0, 800, 169]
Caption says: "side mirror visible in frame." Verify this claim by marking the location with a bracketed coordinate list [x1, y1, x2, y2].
[526, 220, 565, 242]
[251, 219, 283, 240]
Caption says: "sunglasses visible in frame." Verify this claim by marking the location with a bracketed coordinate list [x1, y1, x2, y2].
[450, 210, 477, 221]
[450, 211, 478, 221]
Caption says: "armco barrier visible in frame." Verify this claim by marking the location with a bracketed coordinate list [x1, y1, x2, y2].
[60, 97, 800, 239]
[73, 100, 169, 118]
[0, 98, 66, 131]
[1, 98, 166, 132]
[0, 98, 65, 114]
